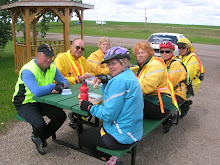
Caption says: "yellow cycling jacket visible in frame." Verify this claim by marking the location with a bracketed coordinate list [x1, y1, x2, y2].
[87, 49, 109, 75]
[137, 57, 169, 95]
[137, 56, 173, 110]
[180, 52, 203, 95]
[165, 56, 187, 101]
[54, 50, 93, 85]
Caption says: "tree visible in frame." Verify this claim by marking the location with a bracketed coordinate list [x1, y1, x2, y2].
[0, 0, 82, 51]
[0, 0, 17, 51]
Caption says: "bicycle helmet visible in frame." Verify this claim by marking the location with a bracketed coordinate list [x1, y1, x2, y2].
[101, 47, 130, 64]
[177, 38, 193, 52]
[159, 41, 175, 50]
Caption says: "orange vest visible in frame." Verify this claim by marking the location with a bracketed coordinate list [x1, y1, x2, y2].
[66, 54, 85, 77]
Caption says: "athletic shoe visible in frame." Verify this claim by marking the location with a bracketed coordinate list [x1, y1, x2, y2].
[31, 136, 45, 155]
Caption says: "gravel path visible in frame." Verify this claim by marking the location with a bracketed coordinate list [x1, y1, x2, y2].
[1, 34, 220, 165]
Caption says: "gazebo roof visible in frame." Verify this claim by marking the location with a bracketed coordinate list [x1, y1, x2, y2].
[0, 1, 94, 10]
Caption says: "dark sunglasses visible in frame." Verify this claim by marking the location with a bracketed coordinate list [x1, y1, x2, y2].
[160, 50, 171, 54]
[76, 46, 85, 51]
[178, 46, 186, 49]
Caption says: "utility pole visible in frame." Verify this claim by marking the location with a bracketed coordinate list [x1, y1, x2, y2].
[145, 8, 147, 31]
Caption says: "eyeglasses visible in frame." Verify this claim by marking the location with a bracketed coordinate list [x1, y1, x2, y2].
[76, 46, 85, 51]
[107, 61, 118, 67]
[160, 50, 171, 54]
[178, 46, 186, 49]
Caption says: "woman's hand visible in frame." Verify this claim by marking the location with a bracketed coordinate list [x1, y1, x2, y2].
[79, 100, 93, 115]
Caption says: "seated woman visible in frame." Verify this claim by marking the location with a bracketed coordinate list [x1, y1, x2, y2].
[159, 41, 187, 105]
[133, 41, 178, 120]
[87, 37, 110, 75]
[79, 47, 144, 163]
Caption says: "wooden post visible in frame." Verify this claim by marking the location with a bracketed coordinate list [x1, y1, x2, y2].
[32, 20, 37, 46]
[81, 10, 84, 40]
[63, 7, 70, 51]
[11, 10, 18, 72]
[23, 8, 32, 61]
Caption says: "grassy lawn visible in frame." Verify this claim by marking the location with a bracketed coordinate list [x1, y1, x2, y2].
[0, 42, 18, 133]
[1, 20, 219, 133]
[47, 20, 220, 45]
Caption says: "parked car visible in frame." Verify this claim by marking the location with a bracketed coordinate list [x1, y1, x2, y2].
[75, 21, 81, 25]
[96, 20, 106, 25]
[147, 32, 186, 56]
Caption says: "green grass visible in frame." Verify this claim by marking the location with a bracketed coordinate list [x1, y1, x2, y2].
[0, 42, 18, 133]
[46, 20, 220, 45]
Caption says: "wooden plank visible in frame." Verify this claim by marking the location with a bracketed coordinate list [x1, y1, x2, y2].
[43, 94, 75, 106]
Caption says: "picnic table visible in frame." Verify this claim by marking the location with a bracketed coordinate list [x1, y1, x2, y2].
[16, 82, 191, 165]
[33, 83, 102, 149]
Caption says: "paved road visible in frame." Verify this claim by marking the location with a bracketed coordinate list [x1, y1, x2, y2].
[1, 34, 220, 165]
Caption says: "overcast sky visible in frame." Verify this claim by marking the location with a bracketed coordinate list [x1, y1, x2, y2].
[73, 0, 220, 26]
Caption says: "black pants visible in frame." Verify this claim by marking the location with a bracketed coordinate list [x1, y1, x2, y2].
[79, 126, 133, 159]
[16, 102, 66, 140]
[143, 100, 170, 120]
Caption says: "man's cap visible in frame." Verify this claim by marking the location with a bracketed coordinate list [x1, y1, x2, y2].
[38, 43, 54, 56]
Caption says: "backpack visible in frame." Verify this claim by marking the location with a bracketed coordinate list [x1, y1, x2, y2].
[183, 53, 205, 95]
[167, 58, 195, 96]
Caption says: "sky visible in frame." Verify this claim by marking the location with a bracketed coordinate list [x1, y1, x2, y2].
[72, 0, 220, 26]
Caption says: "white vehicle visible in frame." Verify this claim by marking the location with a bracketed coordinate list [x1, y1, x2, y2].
[147, 32, 186, 56]
[96, 20, 106, 25]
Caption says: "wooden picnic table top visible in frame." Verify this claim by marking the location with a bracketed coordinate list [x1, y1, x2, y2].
[33, 83, 103, 116]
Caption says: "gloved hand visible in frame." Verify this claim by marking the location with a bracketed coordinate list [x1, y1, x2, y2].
[95, 74, 109, 84]
[54, 82, 64, 94]
[80, 100, 93, 115]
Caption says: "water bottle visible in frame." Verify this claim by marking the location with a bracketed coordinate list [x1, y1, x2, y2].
[80, 81, 89, 101]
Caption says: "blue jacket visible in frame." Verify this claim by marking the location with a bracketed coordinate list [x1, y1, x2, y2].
[90, 69, 144, 144]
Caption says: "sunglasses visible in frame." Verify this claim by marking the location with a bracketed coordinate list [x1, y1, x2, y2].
[178, 46, 186, 49]
[76, 46, 85, 51]
[160, 50, 171, 54]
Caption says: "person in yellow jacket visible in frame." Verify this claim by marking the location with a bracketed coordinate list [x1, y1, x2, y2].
[54, 38, 94, 85]
[176, 38, 205, 118]
[177, 38, 205, 95]
[133, 41, 174, 120]
[159, 41, 187, 105]
[87, 37, 110, 75]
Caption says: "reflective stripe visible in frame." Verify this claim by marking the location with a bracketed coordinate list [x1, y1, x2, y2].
[169, 69, 183, 74]
[192, 81, 196, 91]
[114, 121, 123, 134]
[127, 132, 138, 142]
[180, 85, 187, 94]
[88, 60, 101, 67]
[144, 69, 164, 77]
[105, 90, 129, 103]
[187, 61, 198, 67]
[66, 54, 84, 76]
[156, 87, 167, 91]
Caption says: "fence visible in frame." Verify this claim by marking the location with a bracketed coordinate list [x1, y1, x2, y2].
[14, 40, 70, 73]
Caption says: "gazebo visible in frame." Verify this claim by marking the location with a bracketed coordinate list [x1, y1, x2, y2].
[0, 0, 94, 73]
